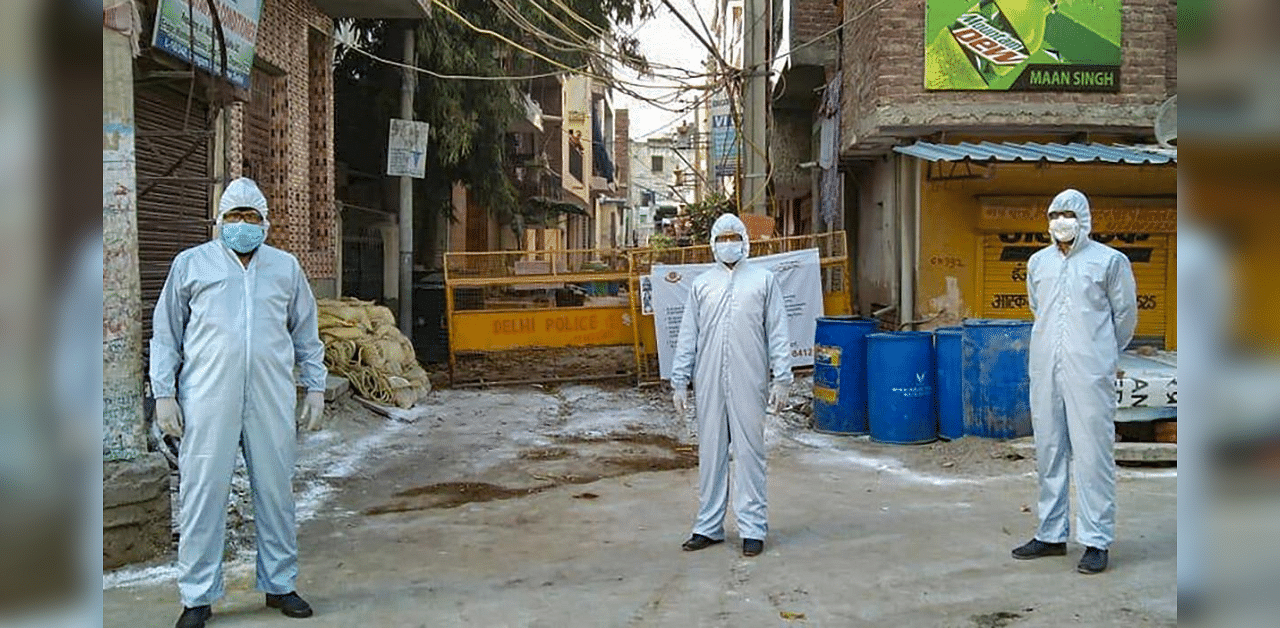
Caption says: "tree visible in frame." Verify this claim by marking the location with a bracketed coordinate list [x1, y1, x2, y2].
[334, 2, 653, 242]
[682, 191, 736, 244]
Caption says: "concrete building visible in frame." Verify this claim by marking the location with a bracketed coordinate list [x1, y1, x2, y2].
[704, 0, 744, 199]
[837, 0, 1178, 341]
[446, 71, 622, 257]
[702, 0, 838, 237]
[770, 0, 843, 237]
[626, 135, 698, 246]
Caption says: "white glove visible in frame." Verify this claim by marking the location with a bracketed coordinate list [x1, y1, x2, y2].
[672, 385, 689, 417]
[300, 391, 325, 431]
[768, 381, 789, 415]
[155, 397, 184, 438]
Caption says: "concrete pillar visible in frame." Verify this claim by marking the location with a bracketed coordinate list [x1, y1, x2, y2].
[102, 17, 144, 459]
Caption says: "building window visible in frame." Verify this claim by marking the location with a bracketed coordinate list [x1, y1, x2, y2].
[651, 155, 663, 172]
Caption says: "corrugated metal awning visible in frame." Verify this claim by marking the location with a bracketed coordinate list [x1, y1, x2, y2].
[893, 141, 1175, 164]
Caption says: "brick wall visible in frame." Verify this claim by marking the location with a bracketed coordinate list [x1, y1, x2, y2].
[614, 109, 630, 197]
[791, 0, 841, 68]
[772, 108, 813, 191]
[841, 0, 1177, 152]
[794, 0, 840, 42]
[227, 0, 335, 283]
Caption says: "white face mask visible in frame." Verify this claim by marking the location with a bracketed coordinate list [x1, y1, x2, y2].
[713, 239, 746, 264]
[1049, 216, 1079, 242]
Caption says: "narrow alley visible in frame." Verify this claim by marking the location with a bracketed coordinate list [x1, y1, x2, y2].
[105, 380, 1176, 627]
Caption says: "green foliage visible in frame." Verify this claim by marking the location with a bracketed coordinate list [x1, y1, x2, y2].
[683, 192, 735, 245]
[648, 233, 675, 250]
[334, 1, 653, 226]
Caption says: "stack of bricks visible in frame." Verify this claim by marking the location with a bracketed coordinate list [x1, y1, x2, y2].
[839, 0, 1178, 150]
[227, 0, 335, 284]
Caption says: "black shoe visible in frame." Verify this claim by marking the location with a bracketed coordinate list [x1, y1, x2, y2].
[1077, 546, 1109, 574]
[742, 538, 764, 557]
[266, 591, 314, 618]
[175, 605, 211, 628]
[681, 534, 723, 551]
[1011, 538, 1067, 560]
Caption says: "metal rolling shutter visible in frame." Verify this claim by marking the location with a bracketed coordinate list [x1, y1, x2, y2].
[135, 84, 213, 362]
[979, 233, 1170, 343]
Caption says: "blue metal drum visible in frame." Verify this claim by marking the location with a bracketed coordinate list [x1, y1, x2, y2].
[866, 331, 938, 445]
[812, 316, 880, 435]
[934, 327, 964, 440]
[961, 319, 1034, 439]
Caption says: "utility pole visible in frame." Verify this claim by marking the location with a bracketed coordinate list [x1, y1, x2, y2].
[398, 25, 415, 338]
[741, 0, 769, 215]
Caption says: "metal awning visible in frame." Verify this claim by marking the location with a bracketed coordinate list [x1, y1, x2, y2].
[893, 141, 1175, 164]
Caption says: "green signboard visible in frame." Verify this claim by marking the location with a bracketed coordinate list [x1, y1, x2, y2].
[925, 0, 1121, 92]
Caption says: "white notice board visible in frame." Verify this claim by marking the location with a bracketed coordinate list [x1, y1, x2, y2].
[651, 248, 824, 379]
[387, 119, 431, 178]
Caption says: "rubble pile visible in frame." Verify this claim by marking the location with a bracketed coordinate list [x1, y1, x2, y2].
[317, 298, 431, 408]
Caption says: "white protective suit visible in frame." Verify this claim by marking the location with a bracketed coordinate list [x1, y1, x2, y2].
[150, 178, 327, 607]
[1026, 189, 1137, 549]
[670, 214, 792, 542]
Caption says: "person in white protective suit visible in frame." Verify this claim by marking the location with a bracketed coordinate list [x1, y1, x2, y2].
[151, 178, 327, 628]
[1011, 188, 1137, 575]
[670, 213, 792, 558]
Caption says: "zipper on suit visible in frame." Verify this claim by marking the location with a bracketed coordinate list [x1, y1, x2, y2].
[242, 256, 254, 411]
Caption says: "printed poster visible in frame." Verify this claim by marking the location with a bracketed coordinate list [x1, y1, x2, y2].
[651, 249, 824, 380]
[709, 90, 740, 177]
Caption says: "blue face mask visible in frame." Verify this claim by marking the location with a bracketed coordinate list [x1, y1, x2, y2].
[221, 221, 265, 253]
[713, 239, 746, 264]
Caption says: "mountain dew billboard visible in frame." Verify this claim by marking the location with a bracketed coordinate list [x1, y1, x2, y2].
[925, 0, 1121, 91]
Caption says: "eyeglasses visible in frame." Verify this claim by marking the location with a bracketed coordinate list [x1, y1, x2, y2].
[223, 209, 264, 224]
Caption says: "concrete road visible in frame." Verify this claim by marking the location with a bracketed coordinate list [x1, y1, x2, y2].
[105, 385, 1175, 627]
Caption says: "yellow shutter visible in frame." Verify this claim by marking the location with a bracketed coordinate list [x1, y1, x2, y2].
[979, 234, 1169, 343]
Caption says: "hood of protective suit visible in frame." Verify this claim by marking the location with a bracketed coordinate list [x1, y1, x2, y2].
[1045, 189, 1092, 253]
[217, 177, 270, 222]
[710, 213, 750, 266]
[215, 177, 270, 246]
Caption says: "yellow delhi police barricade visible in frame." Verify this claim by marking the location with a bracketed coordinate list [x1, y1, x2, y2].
[443, 232, 852, 386]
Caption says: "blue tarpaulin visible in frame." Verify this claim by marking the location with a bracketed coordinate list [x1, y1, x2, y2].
[592, 115, 615, 182]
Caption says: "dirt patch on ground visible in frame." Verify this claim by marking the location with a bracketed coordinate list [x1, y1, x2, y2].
[362, 433, 697, 515]
[784, 372, 1035, 478]
[904, 437, 1031, 476]
[554, 434, 698, 473]
[518, 447, 573, 461]
[598, 454, 697, 474]
[800, 435, 1035, 478]
[970, 610, 1027, 627]
[365, 482, 544, 514]
[556, 433, 688, 450]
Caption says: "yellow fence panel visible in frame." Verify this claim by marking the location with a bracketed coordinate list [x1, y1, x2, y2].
[450, 307, 635, 352]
